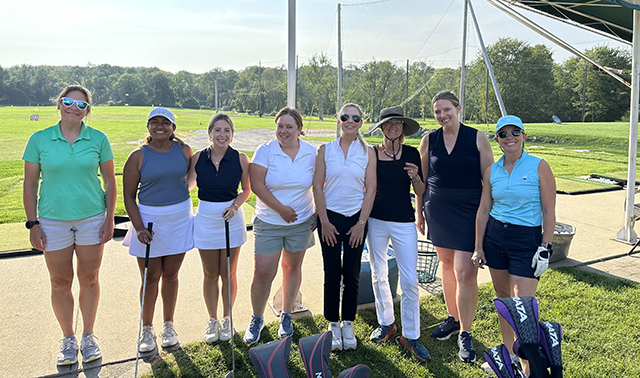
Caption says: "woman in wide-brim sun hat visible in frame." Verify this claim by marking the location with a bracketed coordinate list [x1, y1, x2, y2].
[123, 107, 194, 354]
[366, 105, 430, 362]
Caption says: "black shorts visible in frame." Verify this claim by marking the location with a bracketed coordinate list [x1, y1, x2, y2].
[483, 216, 542, 279]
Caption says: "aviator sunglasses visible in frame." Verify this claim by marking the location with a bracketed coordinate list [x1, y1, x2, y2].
[340, 114, 362, 123]
[61, 97, 90, 110]
[497, 129, 522, 139]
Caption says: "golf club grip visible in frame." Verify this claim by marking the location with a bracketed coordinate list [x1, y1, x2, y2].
[144, 222, 153, 268]
[225, 220, 230, 257]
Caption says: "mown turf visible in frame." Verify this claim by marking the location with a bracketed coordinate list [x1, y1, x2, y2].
[141, 268, 640, 377]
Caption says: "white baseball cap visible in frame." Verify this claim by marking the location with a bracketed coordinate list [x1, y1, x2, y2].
[148, 107, 175, 124]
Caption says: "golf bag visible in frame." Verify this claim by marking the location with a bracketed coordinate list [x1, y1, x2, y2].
[249, 335, 293, 378]
[299, 331, 332, 378]
[338, 364, 370, 378]
[484, 297, 563, 378]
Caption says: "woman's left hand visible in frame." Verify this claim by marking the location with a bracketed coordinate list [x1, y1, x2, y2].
[404, 162, 420, 181]
[222, 206, 237, 221]
[99, 218, 114, 244]
[471, 249, 486, 269]
[346, 222, 365, 248]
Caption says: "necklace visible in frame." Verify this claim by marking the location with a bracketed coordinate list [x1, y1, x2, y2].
[381, 144, 401, 159]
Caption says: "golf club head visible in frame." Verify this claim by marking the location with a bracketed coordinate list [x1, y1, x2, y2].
[224, 371, 234, 378]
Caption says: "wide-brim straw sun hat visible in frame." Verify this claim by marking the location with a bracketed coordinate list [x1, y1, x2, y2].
[369, 105, 420, 136]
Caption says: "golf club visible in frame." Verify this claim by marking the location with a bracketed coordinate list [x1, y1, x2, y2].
[224, 220, 236, 378]
[134, 222, 153, 378]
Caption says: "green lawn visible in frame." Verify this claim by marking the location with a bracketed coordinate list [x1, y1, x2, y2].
[1, 106, 639, 227]
[142, 268, 640, 377]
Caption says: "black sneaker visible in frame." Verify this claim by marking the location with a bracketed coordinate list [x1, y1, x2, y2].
[431, 315, 460, 340]
[457, 331, 476, 363]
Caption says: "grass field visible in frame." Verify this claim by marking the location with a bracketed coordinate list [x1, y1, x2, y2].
[141, 268, 640, 378]
[1, 105, 638, 227]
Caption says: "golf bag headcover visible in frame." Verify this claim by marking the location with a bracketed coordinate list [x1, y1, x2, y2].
[483, 344, 517, 378]
[299, 331, 332, 378]
[339, 364, 370, 378]
[495, 296, 547, 378]
[249, 335, 293, 378]
[539, 321, 563, 378]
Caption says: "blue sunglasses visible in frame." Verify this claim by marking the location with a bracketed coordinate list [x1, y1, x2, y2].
[61, 97, 90, 110]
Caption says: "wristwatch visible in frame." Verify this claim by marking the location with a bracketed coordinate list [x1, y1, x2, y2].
[25, 220, 40, 229]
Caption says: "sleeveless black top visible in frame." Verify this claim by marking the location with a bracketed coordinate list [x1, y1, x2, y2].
[370, 145, 422, 222]
[427, 124, 482, 189]
[195, 146, 242, 202]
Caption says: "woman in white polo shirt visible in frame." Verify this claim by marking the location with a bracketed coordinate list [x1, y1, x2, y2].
[244, 107, 316, 345]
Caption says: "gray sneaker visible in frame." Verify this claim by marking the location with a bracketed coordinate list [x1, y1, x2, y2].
[243, 315, 265, 345]
[278, 311, 294, 338]
[457, 331, 476, 363]
[219, 316, 235, 341]
[57, 335, 78, 366]
[329, 322, 342, 351]
[80, 333, 102, 363]
[138, 325, 157, 353]
[204, 318, 219, 343]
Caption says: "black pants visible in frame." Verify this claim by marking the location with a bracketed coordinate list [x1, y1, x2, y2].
[317, 210, 368, 322]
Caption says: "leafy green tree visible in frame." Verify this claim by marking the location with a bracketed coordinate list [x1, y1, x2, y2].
[305, 53, 335, 120]
[148, 71, 176, 107]
[113, 73, 147, 106]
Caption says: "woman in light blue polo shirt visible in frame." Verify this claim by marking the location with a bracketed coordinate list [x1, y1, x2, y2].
[23, 85, 116, 366]
[473, 115, 556, 375]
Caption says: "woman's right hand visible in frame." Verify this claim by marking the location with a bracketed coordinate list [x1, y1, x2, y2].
[29, 226, 46, 251]
[136, 228, 154, 244]
[321, 221, 339, 247]
[278, 206, 298, 224]
[471, 249, 486, 269]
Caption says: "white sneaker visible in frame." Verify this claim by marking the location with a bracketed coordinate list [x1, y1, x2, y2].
[219, 316, 234, 341]
[80, 333, 102, 363]
[138, 325, 157, 353]
[329, 322, 342, 351]
[204, 318, 219, 343]
[57, 335, 78, 365]
[341, 321, 357, 350]
[161, 321, 179, 348]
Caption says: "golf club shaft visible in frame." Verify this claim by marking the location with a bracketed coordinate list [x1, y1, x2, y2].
[134, 222, 153, 378]
[225, 220, 235, 377]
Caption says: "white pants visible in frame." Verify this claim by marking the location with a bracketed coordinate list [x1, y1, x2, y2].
[367, 218, 420, 339]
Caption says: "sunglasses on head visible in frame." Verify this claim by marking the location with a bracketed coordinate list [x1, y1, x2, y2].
[497, 129, 522, 139]
[340, 114, 361, 123]
[61, 97, 90, 110]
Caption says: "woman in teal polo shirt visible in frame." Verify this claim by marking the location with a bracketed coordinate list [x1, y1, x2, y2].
[23, 85, 116, 366]
[472, 115, 556, 375]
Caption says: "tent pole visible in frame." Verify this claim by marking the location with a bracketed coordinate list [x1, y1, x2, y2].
[617, 9, 640, 244]
[287, 0, 296, 108]
[459, 0, 468, 119]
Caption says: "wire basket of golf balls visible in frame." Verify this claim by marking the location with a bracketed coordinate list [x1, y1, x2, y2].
[417, 240, 439, 283]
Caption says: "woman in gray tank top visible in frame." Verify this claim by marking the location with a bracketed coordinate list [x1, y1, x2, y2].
[123, 107, 194, 354]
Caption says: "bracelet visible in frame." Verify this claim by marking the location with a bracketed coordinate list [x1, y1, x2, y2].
[231, 203, 239, 210]
[357, 219, 366, 226]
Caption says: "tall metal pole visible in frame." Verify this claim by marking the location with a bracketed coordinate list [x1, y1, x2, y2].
[258, 60, 262, 117]
[215, 77, 219, 113]
[467, 0, 506, 116]
[337, 3, 343, 138]
[406, 59, 409, 114]
[459, 0, 468, 120]
[287, 0, 296, 108]
[617, 10, 640, 244]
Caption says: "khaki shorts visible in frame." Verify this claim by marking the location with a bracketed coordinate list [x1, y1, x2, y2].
[39, 212, 106, 251]
[253, 215, 315, 255]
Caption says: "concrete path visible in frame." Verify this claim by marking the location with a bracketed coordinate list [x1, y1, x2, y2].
[1, 189, 639, 377]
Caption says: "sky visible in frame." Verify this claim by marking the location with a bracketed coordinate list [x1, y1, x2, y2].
[0, 0, 630, 74]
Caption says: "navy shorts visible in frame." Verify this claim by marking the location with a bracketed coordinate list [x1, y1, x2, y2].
[483, 216, 542, 279]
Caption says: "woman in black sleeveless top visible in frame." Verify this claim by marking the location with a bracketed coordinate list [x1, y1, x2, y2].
[417, 91, 493, 363]
[187, 113, 250, 344]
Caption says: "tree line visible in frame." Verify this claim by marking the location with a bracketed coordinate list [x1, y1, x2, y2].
[0, 37, 631, 123]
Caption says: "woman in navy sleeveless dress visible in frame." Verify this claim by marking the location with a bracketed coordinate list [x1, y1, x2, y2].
[416, 92, 493, 363]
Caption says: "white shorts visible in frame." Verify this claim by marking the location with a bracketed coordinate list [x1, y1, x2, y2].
[194, 199, 247, 250]
[39, 212, 106, 251]
[124, 199, 194, 258]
